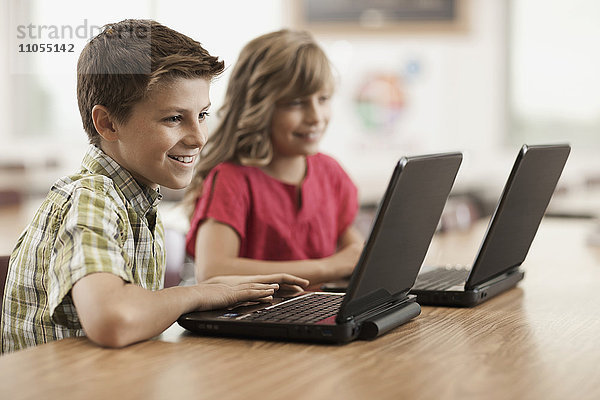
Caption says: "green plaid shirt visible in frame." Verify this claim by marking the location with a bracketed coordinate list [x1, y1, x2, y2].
[1, 145, 165, 353]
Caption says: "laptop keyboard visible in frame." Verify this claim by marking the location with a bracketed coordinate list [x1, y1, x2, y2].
[414, 267, 470, 290]
[243, 293, 344, 323]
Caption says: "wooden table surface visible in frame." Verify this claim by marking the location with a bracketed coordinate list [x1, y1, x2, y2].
[1, 218, 599, 400]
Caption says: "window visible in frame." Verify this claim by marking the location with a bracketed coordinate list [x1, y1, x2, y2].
[508, 0, 600, 150]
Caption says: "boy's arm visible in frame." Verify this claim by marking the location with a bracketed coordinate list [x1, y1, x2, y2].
[195, 219, 363, 284]
[71, 272, 308, 348]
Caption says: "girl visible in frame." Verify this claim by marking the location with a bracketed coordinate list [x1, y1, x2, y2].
[184, 29, 363, 285]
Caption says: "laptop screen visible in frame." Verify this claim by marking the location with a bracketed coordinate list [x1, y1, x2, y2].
[466, 144, 570, 288]
[339, 153, 462, 320]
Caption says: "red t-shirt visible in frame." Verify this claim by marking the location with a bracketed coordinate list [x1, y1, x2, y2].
[185, 153, 358, 261]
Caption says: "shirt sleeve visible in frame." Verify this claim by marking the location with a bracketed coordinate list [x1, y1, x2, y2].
[185, 164, 250, 257]
[334, 162, 359, 238]
[49, 186, 133, 326]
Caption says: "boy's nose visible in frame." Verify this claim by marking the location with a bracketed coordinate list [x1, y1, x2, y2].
[187, 122, 207, 148]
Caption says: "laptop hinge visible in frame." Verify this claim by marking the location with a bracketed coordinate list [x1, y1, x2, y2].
[354, 291, 412, 323]
[337, 289, 410, 323]
[467, 265, 521, 290]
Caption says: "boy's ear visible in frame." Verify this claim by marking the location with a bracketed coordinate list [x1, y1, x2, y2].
[92, 105, 118, 142]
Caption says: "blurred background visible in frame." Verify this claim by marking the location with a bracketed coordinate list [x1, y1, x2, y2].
[1, 0, 600, 267]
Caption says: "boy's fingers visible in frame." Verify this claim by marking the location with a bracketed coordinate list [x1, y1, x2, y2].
[253, 274, 310, 288]
[236, 283, 278, 294]
[255, 296, 274, 303]
[277, 284, 305, 293]
[276, 274, 310, 287]
[236, 286, 277, 303]
[236, 282, 278, 288]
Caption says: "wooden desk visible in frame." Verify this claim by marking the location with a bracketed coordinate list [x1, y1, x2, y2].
[1, 218, 599, 399]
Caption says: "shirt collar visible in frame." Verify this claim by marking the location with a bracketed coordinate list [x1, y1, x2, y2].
[81, 145, 162, 216]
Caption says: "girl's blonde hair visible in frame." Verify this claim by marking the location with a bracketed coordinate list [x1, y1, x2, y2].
[183, 29, 334, 213]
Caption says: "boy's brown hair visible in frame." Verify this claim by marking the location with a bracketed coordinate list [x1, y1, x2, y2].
[77, 19, 224, 146]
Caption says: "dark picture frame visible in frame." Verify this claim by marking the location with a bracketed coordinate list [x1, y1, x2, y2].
[291, 0, 468, 34]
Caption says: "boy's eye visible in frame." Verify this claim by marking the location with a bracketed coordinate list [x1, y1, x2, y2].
[319, 95, 331, 103]
[164, 115, 182, 123]
[199, 111, 210, 121]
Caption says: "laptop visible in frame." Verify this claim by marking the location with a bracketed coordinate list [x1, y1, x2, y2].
[411, 144, 570, 307]
[178, 152, 463, 343]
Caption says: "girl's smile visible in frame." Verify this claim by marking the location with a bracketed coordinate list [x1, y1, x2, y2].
[270, 91, 331, 158]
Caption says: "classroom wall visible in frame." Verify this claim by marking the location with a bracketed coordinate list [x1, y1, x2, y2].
[159, 0, 516, 203]
[316, 0, 509, 202]
[0, 0, 596, 207]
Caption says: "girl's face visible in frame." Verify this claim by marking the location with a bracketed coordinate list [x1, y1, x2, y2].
[269, 90, 332, 158]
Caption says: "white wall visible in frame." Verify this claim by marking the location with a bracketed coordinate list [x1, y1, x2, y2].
[177, 1, 514, 202]
[2, 0, 588, 206]
[314, 0, 510, 202]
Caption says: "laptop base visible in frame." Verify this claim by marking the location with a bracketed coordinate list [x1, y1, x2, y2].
[178, 316, 355, 343]
[178, 295, 421, 344]
[411, 269, 525, 307]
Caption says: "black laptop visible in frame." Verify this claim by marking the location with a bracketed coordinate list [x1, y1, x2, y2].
[411, 144, 570, 307]
[178, 152, 462, 343]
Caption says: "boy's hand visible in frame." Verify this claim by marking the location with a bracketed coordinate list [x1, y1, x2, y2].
[198, 274, 310, 310]
[191, 282, 279, 311]
[203, 273, 307, 286]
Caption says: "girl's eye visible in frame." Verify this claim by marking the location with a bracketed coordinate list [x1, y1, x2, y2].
[165, 115, 182, 123]
[285, 99, 303, 107]
[319, 95, 330, 103]
[199, 111, 210, 121]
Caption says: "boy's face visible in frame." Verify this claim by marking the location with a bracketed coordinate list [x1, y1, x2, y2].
[107, 77, 211, 190]
[269, 90, 331, 158]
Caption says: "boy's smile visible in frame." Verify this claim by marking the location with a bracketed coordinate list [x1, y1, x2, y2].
[100, 77, 211, 190]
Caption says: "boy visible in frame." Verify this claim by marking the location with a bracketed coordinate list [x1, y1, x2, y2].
[0, 19, 308, 353]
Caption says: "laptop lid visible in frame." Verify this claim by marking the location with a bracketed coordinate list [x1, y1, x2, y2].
[337, 152, 463, 322]
[465, 144, 570, 289]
